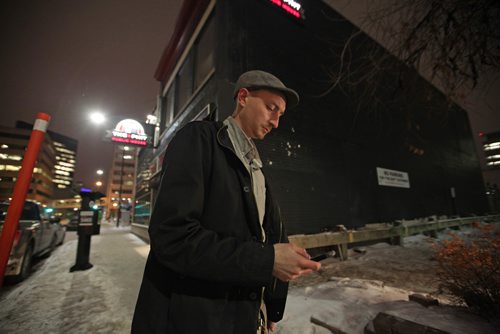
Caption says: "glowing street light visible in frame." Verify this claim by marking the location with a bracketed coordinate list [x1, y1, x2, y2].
[95, 181, 103, 187]
[89, 111, 106, 125]
[96, 169, 104, 175]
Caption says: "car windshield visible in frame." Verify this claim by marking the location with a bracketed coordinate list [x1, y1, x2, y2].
[0, 203, 39, 221]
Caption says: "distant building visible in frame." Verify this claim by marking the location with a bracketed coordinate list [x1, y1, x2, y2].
[132, 0, 488, 239]
[481, 131, 500, 212]
[16, 121, 78, 198]
[482, 131, 500, 170]
[105, 145, 137, 224]
[0, 125, 56, 204]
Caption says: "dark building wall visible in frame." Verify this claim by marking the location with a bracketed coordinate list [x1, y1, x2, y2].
[211, 0, 487, 234]
[148, 0, 487, 236]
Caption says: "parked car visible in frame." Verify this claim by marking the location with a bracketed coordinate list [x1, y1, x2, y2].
[0, 201, 66, 282]
[49, 215, 66, 245]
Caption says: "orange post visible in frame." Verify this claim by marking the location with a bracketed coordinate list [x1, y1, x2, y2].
[0, 112, 51, 287]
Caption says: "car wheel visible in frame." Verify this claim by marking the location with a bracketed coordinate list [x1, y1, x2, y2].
[11, 243, 33, 283]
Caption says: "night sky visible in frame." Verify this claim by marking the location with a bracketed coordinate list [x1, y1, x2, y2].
[0, 0, 182, 189]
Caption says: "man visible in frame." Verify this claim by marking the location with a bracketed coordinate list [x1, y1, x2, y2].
[132, 70, 321, 333]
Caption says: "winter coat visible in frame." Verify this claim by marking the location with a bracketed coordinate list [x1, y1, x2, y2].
[132, 121, 289, 334]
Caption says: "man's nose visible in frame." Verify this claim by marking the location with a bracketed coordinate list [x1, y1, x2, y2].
[269, 117, 279, 129]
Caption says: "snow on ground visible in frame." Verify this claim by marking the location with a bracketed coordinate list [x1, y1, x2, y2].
[278, 277, 495, 333]
[277, 228, 498, 333]
[0, 224, 148, 333]
[0, 223, 497, 333]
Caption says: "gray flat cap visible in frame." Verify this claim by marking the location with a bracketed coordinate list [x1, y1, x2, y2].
[233, 70, 300, 108]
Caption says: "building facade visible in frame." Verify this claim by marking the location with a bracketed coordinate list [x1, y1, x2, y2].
[132, 0, 488, 238]
[482, 131, 500, 171]
[105, 145, 137, 224]
[48, 132, 77, 193]
[15, 121, 78, 199]
[481, 131, 500, 212]
[0, 125, 56, 204]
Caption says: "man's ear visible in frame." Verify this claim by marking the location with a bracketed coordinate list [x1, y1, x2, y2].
[236, 88, 250, 107]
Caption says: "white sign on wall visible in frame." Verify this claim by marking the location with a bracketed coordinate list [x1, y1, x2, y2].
[376, 167, 410, 188]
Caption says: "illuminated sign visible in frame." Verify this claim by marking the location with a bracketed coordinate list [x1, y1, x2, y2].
[269, 0, 304, 19]
[106, 118, 154, 148]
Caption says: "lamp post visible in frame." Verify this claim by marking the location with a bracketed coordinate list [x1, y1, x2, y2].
[116, 145, 128, 227]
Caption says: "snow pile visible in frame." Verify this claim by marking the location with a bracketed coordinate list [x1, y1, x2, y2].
[278, 276, 495, 334]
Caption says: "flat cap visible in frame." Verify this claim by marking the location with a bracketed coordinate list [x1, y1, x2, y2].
[233, 70, 299, 109]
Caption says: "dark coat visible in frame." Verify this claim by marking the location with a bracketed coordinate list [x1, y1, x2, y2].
[132, 121, 288, 334]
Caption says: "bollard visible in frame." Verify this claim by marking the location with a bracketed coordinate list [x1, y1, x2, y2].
[0, 113, 51, 287]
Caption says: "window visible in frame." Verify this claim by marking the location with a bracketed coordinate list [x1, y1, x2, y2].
[175, 50, 194, 118]
[134, 198, 151, 226]
[164, 85, 175, 128]
[194, 17, 215, 89]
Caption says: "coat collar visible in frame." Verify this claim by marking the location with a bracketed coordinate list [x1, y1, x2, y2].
[215, 121, 236, 155]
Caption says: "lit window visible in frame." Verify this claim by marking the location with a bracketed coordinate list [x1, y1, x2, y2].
[0, 154, 22, 161]
[484, 142, 500, 151]
[5, 165, 21, 172]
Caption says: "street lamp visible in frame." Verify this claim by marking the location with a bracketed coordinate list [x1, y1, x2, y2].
[89, 111, 106, 125]
[95, 181, 102, 187]
[96, 169, 104, 175]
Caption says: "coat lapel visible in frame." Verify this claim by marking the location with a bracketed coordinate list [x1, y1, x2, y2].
[216, 123, 263, 240]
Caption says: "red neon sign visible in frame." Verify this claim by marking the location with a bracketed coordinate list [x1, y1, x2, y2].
[108, 118, 152, 147]
[268, 0, 304, 19]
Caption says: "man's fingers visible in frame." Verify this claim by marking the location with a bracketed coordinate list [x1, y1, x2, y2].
[299, 258, 321, 271]
[299, 269, 313, 276]
[291, 244, 311, 259]
[273, 243, 321, 282]
[268, 321, 277, 332]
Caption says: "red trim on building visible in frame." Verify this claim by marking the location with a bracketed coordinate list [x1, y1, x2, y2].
[154, 0, 211, 82]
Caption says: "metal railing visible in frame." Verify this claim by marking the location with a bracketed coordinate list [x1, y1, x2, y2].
[289, 214, 500, 260]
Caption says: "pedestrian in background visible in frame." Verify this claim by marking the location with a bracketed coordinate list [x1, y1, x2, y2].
[132, 70, 321, 334]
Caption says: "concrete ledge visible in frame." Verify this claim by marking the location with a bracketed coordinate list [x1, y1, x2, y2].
[131, 223, 150, 243]
[370, 312, 450, 333]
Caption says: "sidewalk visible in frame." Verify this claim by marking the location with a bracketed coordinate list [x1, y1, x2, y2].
[0, 222, 149, 333]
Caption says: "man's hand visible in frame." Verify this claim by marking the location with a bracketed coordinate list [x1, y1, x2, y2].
[268, 321, 277, 332]
[272, 243, 321, 282]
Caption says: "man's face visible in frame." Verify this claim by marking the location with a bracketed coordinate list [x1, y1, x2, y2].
[235, 89, 286, 140]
